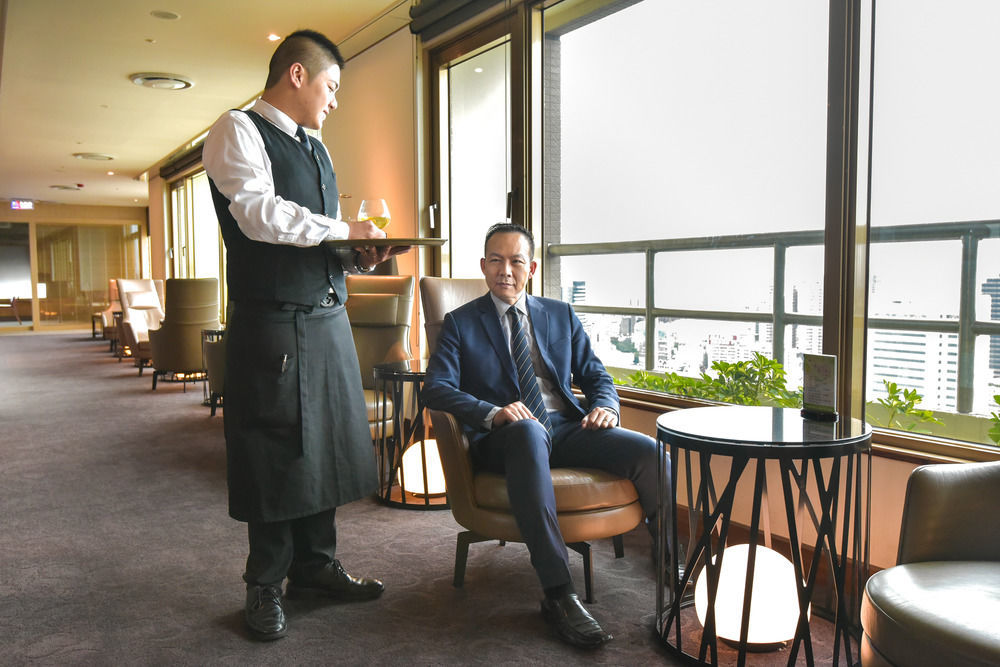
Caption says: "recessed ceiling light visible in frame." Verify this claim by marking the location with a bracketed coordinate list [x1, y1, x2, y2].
[107, 171, 115, 176]
[73, 152, 115, 161]
[129, 72, 194, 90]
[267, 33, 281, 42]
[150, 10, 180, 20]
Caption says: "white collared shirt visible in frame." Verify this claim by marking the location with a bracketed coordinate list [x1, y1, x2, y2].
[202, 99, 350, 247]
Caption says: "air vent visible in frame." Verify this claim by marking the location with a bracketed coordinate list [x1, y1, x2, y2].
[73, 152, 115, 161]
[50, 184, 83, 191]
[129, 72, 194, 90]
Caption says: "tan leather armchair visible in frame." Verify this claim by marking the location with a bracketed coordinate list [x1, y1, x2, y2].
[148, 278, 220, 391]
[861, 460, 1000, 666]
[116, 278, 165, 373]
[419, 276, 643, 603]
[345, 275, 416, 439]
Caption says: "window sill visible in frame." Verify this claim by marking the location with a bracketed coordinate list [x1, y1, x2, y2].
[615, 386, 1000, 466]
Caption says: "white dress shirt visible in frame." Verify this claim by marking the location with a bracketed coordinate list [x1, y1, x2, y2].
[202, 99, 350, 247]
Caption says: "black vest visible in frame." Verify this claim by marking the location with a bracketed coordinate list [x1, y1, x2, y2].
[209, 110, 346, 308]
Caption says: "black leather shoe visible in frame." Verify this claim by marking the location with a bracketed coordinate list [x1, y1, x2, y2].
[245, 584, 287, 641]
[285, 560, 384, 602]
[540, 593, 612, 649]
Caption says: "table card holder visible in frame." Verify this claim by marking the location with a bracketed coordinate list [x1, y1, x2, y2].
[801, 353, 838, 421]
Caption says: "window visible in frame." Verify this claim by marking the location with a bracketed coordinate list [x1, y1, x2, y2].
[865, 0, 1000, 445]
[167, 169, 226, 317]
[423, 0, 1000, 456]
[431, 27, 513, 278]
[542, 0, 829, 405]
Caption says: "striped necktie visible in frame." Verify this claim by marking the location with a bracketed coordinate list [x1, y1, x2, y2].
[507, 306, 552, 431]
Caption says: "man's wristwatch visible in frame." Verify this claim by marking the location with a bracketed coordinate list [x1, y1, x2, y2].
[353, 250, 375, 273]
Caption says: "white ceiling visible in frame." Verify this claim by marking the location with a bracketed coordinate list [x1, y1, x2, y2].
[0, 0, 411, 208]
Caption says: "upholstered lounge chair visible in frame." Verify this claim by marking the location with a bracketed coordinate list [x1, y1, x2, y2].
[148, 278, 220, 390]
[345, 275, 416, 439]
[116, 278, 164, 372]
[419, 276, 643, 603]
[861, 460, 1000, 666]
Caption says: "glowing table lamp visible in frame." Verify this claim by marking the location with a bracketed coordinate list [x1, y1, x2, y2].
[694, 544, 806, 650]
[397, 439, 446, 497]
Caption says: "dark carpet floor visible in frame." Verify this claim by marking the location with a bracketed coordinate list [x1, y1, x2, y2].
[1, 332, 680, 666]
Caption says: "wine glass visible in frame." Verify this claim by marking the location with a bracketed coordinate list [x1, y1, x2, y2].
[358, 198, 391, 230]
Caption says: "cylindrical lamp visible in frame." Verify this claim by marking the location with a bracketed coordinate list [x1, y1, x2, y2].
[694, 544, 805, 650]
[397, 439, 446, 497]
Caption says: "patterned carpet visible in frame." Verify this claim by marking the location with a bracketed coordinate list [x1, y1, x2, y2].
[1, 332, 679, 666]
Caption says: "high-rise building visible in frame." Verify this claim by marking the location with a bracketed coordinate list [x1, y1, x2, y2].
[982, 277, 1000, 378]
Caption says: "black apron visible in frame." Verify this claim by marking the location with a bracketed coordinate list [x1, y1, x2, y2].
[224, 301, 376, 522]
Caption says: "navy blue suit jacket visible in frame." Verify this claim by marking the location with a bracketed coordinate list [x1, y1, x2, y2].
[422, 293, 619, 444]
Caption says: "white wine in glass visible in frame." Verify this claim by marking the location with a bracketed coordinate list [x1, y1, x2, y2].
[358, 198, 391, 230]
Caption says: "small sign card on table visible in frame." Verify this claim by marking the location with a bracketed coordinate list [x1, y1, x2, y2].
[801, 353, 838, 421]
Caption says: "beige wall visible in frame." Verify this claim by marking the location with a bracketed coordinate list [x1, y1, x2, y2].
[326, 28, 423, 357]
[147, 176, 167, 281]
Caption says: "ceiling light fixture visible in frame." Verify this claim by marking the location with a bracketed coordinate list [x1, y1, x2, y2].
[50, 184, 83, 191]
[129, 72, 194, 90]
[150, 10, 180, 20]
[73, 152, 115, 161]
[267, 33, 282, 41]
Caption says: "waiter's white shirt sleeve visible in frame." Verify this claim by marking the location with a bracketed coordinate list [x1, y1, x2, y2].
[202, 99, 350, 247]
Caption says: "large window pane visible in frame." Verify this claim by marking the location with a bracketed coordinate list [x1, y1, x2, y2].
[543, 0, 828, 406]
[447, 41, 511, 277]
[866, 0, 1000, 442]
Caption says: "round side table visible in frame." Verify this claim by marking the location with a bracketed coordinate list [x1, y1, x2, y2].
[373, 360, 450, 510]
[656, 406, 871, 666]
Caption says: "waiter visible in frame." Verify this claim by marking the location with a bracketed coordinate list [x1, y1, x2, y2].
[203, 29, 408, 641]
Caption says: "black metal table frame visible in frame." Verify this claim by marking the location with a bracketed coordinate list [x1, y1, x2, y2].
[373, 362, 449, 510]
[656, 408, 871, 667]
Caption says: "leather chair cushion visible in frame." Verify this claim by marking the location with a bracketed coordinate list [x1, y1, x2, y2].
[474, 468, 639, 512]
[862, 561, 1000, 666]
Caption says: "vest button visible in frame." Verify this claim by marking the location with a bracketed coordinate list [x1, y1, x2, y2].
[321, 184, 327, 190]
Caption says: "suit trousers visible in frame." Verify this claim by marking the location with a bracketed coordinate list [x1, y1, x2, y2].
[472, 411, 662, 591]
[244, 508, 337, 586]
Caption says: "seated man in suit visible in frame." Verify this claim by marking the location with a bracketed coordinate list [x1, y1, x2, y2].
[422, 222, 667, 649]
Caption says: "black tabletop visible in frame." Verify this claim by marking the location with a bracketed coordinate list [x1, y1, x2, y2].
[657, 405, 871, 458]
[374, 358, 428, 380]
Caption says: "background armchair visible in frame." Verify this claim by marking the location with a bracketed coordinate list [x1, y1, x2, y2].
[345, 275, 415, 439]
[99, 279, 121, 348]
[148, 278, 219, 391]
[419, 276, 643, 603]
[116, 278, 164, 373]
[861, 460, 1000, 666]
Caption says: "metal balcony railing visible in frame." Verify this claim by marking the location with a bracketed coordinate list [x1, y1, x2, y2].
[546, 219, 1000, 414]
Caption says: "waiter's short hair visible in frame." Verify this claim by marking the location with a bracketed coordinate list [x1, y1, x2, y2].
[484, 222, 535, 259]
[265, 29, 345, 89]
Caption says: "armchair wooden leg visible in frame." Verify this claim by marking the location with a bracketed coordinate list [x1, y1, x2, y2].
[613, 534, 625, 559]
[453, 530, 492, 589]
[210, 393, 218, 416]
[567, 542, 594, 603]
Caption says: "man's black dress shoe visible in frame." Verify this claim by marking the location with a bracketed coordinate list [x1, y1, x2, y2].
[285, 560, 384, 601]
[245, 584, 287, 641]
[540, 593, 612, 649]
